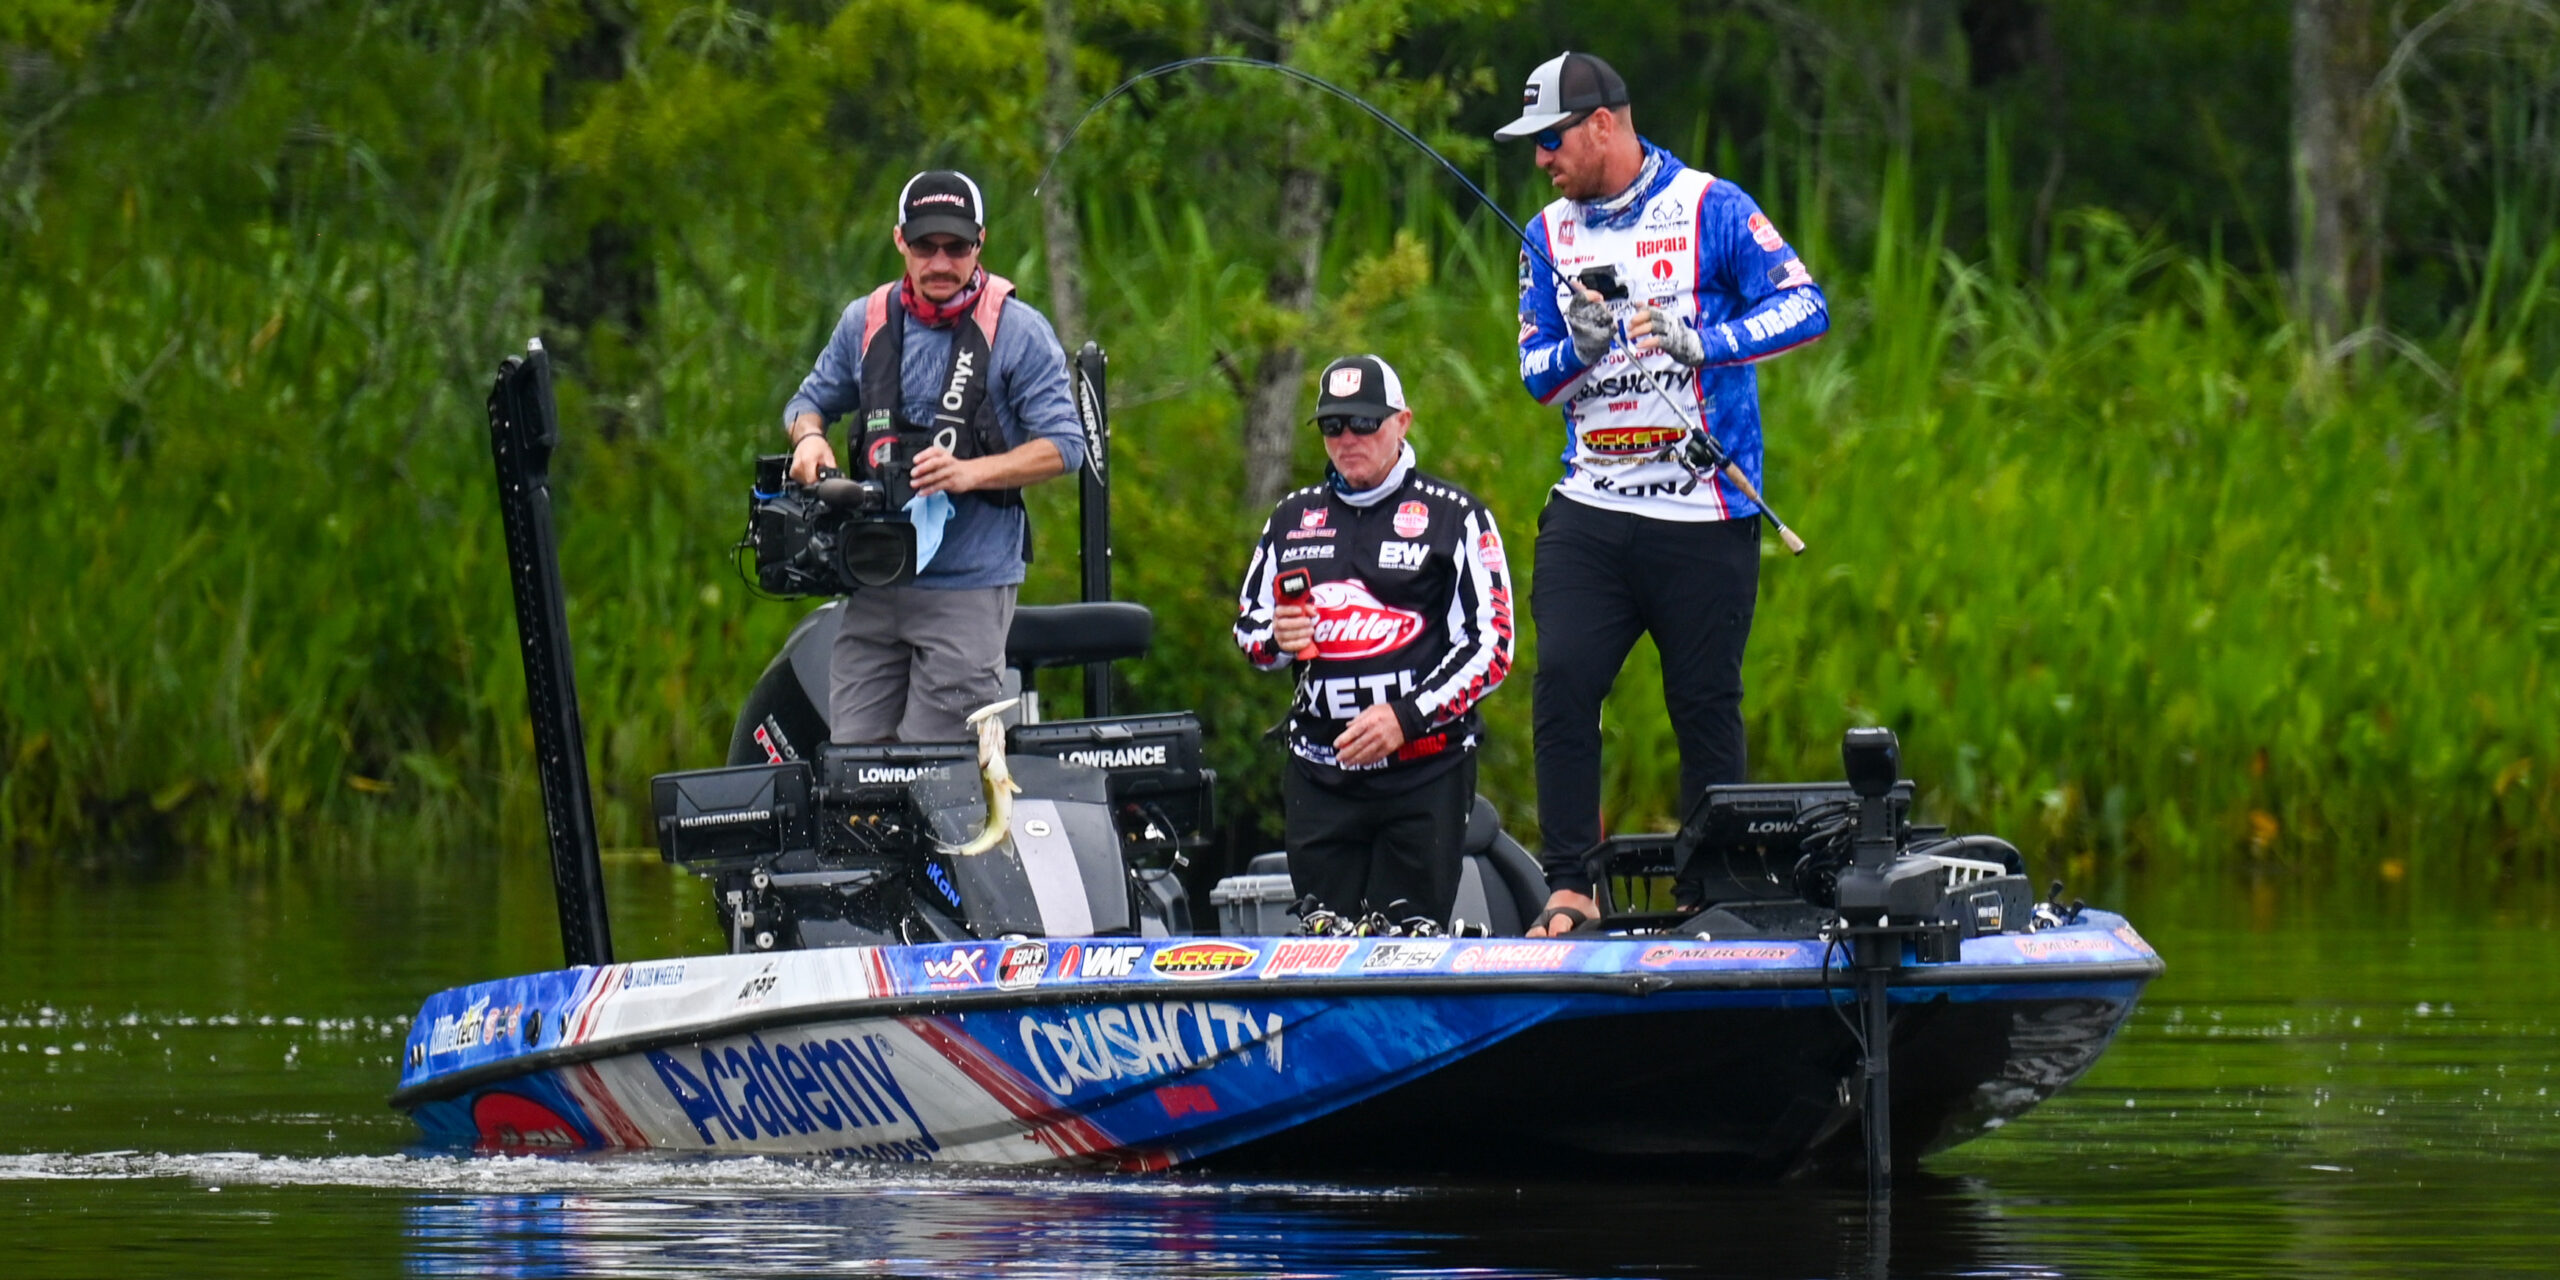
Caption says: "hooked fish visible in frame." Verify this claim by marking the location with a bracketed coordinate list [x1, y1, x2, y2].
[940, 697, 1022, 856]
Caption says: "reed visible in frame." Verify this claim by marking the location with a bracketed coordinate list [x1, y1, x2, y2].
[2, 150, 2551, 894]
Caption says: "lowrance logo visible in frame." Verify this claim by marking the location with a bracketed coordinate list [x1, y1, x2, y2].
[678, 809, 770, 828]
[855, 765, 948, 784]
[1062, 745, 1168, 769]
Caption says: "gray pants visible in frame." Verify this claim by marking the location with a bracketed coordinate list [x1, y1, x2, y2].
[829, 584, 1018, 744]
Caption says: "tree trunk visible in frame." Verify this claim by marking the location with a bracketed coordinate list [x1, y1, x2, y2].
[2292, 0, 2384, 341]
[1037, 0, 1087, 349]
[1242, 158, 1327, 509]
[539, 1, 651, 428]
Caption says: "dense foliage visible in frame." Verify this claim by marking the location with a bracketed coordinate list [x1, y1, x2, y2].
[1, 1, 2552, 890]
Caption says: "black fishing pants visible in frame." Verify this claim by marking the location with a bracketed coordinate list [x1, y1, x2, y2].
[1530, 496, 1760, 892]
[1282, 754, 1476, 926]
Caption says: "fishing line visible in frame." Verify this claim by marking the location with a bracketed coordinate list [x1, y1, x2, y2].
[1036, 55, 1809, 552]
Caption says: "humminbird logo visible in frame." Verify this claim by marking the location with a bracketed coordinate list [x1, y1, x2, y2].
[941, 350, 979, 412]
[1063, 746, 1168, 769]
[856, 765, 950, 784]
[679, 809, 771, 828]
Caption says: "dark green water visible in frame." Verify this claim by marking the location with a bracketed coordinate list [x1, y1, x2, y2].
[3, 850, 2554, 1278]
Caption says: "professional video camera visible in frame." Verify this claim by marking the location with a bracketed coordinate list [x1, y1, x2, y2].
[742, 453, 920, 597]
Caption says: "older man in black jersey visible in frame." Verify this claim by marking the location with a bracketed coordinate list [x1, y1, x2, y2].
[1234, 355, 1516, 935]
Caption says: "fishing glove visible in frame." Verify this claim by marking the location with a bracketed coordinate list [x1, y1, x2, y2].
[1632, 306, 1707, 368]
[1564, 291, 1615, 365]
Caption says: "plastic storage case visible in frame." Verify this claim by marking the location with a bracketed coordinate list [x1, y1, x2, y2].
[1209, 872, 1299, 937]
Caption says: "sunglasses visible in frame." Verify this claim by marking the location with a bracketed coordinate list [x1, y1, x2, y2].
[1534, 111, 1595, 151]
[905, 236, 980, 260]
[1316, 415, 1387, 438]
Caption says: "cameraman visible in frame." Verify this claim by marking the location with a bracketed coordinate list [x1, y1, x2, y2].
[783, 171, 1085, 744]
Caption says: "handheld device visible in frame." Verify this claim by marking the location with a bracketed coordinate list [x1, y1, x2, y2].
[1575, 264, 1629, 301]
[1273, 568, 1318, 661]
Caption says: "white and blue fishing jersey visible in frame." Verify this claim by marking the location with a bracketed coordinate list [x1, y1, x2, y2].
[1517, 140, 1829, 522]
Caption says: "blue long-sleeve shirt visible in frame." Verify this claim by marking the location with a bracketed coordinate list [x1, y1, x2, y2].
[784, 293, 1085, 589]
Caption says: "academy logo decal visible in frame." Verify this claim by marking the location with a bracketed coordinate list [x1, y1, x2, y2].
[1306, 580, 1425, 660]
[1151, 940, 1260, 980]
[1747, 212, 1785, 252]
[1260, 939, 1355, 979]
[1475, 530, 1508, 575]
[997, 941, 1048, 991]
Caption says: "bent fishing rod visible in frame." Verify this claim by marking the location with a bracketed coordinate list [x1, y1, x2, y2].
[1037, 55, 1808, 554]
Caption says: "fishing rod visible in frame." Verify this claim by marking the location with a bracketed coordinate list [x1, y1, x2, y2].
[1037, 55, 1808, 554]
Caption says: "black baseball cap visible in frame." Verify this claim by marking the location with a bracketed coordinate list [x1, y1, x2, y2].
[1493, 52, 1631, 140]
[897, 170, 986, 242]
[1312, 354, 1408, 421]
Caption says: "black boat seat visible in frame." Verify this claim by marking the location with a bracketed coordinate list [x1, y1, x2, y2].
[1238, 796, 1549, 934]
[1005, 602, 1153, 672]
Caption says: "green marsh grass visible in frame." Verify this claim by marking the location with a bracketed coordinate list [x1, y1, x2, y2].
[3, 160, 2552, 893]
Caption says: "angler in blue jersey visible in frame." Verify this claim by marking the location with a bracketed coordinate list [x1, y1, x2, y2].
[1497, 52, 1831, 936]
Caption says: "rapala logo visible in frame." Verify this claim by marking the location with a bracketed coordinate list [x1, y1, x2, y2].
[1259, 939, 1355, 979]
[1061, 745, 1168, 769]
[1636, 235, 1689, 256]
[1151, 941, 1259, 980]
[1306, 581, 1425, 660]
[940, 349, 979, 413]
[1580, 425, 1687, 455]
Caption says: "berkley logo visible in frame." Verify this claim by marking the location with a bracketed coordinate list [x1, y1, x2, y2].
[1581, 425, 1686, 455]
[1151, 941, 1259, 980]
[1306, 580, 1425, 660]
[1636, 235, 1689, 256]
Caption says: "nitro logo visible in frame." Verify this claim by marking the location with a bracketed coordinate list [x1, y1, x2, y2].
[940, 349, 978, 413]
[1061, 745, 1168, 769]
[1305, 580, 1425, 660]
[1636, 235, 1689, 256]
[646, 1032, 939, 1161]
[1016, 1002, 1286, 1098]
